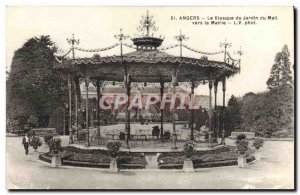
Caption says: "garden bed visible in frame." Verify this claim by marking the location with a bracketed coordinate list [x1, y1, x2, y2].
[158, 145, 255, 169]
[39, 146, 146, 169]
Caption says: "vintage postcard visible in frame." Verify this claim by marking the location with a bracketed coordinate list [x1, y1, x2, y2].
[6, 6, 294, 190]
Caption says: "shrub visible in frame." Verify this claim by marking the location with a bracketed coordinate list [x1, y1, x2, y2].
[157, 146, 256, 169]
[182, 141, 196, 159]
[43, 134, 53, 146]
[27, 115, 39, 128]
[236, 139, 249, 156]
[235, 134, 246, 144]
[253, 137, 264, 150]
[106, 141, 122, 158]
[30, 136, 42, 150]
[77, 131, 86, 141]
[265, 130, 272, 138]
[119, 132, 125, 140]
[152, 126, 160, 138]
[48, 138, 63, 154]
[159, 156, 184, 164]
[163, 131, 171, 140]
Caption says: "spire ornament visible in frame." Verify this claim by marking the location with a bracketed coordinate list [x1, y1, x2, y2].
[137, 10, 158, 37]
[132, 11, 163, 51]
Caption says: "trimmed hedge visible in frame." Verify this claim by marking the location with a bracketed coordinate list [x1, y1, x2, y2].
[246, 155, 255, 163]
[39, 146, 146, 169]
[158, 145, 255, 169]
[39, 154, 51, 163]
[39, 145, 255, 170]
[158, 164, 183, 169]
[62, 160, 109, 168]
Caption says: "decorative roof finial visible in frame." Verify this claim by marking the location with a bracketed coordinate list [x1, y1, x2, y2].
[137, 10, 158, 37]
[114, 28, 129, 56]
[219, 38, 232, 62]
[67, 33, 80, 59]
[174, 30, 189, 57]
[174, 30, 189, 43]
[237, 46, 244, 58]
[114, 28, 129, 42]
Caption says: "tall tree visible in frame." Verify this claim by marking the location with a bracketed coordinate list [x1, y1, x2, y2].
[227, 95, 242, 130]
[7, 35, 67, 129]
[280, 45, 293, 86]
[267, 45, 293, 89]
[240, 85, 294, 138]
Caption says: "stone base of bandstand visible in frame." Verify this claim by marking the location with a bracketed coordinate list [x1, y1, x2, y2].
[183, 159, 194, 172]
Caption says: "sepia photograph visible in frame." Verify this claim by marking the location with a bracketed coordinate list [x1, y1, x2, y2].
[5, 6, 295, 190]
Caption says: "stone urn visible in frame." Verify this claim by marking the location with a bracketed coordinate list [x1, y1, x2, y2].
[109, 157, 119, 172]
[183, 159, 194, 172]
[237, 155, 247, 168]
[51, 151, 62, 168]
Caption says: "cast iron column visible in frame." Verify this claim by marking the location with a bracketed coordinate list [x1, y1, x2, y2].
[171, 69, 177, 149]
[68, 74, 74, 144]
[214, 81, 219, 142]
[96, 79, 101, 144]
[160, 81, 164, 141]
[74, 80, 78, 138]
[190, 81, 195, 141]
[221, 78, 226, 145]
[125, 80, 131, 149]
[74, 77, 81, 138]
[208, 80, 213, 146]
[85, 78, 90, 147]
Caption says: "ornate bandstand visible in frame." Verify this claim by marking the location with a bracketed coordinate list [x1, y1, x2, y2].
[54, 11, 242, 149]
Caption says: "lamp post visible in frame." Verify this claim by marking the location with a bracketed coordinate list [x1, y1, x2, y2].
[66, 34, 80, 144]
[219, 39, 232, 145]
[115, 28, 131, 149]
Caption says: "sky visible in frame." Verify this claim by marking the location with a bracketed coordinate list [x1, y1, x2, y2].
[6, 6, 294, 105]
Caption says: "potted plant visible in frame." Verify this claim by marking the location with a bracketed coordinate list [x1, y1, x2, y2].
[30, 136, 42, 152]
[48, 138, 63, 167]
[236, 139, 249, 168]
[252, 137, 264, 161]
[43, 134, 53, 151]
[77, 131, 86, 142]
[182, 141, 196, 172]
[163, 131, 171, 140]
[236, 134, 246, 144]
[106, 141, 122, 172]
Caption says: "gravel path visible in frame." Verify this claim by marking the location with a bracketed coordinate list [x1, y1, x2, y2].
[6, 136, 294, 189]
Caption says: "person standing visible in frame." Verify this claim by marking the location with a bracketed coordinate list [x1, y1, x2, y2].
[22, 133, 30, 155]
